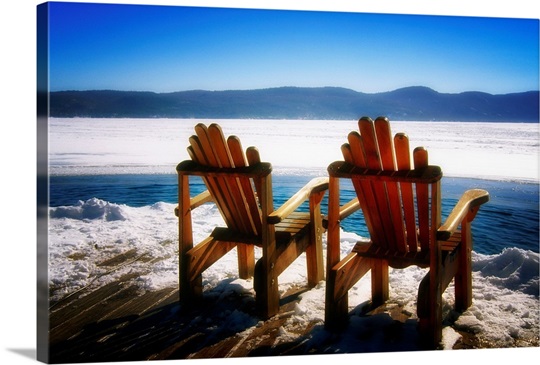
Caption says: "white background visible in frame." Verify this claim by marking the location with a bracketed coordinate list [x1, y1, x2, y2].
[1, 1, 538, 365]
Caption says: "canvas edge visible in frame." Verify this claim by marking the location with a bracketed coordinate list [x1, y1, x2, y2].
[36, 2, 50, 363]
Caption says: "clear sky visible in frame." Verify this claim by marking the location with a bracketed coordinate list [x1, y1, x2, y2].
[46, 1, 539, 94]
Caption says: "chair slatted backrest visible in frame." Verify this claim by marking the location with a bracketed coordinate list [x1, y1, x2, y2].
[187, 123, 263, 236]
[343, 117, 441, 253]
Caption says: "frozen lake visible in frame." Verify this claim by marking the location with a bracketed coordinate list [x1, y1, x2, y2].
[48, 118, 539, 181]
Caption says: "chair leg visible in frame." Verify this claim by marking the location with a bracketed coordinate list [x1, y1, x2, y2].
[306, 225, 325, 287]
[371, 259, 389, 307]
[180, 255, 202, 307]
[237, 243, 255, 279]
[254, 259, 280, 319]
[324, 253, 372, 331]
[180, 237, 236, 307]
[324, 267, 349, 331]
[455, 225, 473, 311]
[417, 271, 443, 348]
[307, 190, 326, 287]
[417, 274, 430, 344]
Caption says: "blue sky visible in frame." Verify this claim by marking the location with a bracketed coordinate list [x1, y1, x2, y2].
[46, 2, 539, 94]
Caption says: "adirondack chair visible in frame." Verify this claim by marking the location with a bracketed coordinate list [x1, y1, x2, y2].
[324, 116, 489, 348]
[176, 123, 328, 319]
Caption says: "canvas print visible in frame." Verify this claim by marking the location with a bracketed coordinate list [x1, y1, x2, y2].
[37, 1, 539, 363]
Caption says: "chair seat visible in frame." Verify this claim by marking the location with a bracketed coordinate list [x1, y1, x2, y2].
[352, 231, 462, 269]
[276, 211, 311, 239]
[210, 212, 311, 248]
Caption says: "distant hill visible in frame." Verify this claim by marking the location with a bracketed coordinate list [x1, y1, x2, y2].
[49, 86, 539, 122]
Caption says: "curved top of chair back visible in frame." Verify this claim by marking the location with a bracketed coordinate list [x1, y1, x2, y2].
[187, 123, 264, 236]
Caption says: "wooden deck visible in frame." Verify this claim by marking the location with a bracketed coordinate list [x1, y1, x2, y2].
[48, 250, 489, 363]
[49, 278, 322, 362]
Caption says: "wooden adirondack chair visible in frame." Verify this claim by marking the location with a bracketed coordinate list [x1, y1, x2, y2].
[324, 116, 489, 348]
[176, 123, 328, 319]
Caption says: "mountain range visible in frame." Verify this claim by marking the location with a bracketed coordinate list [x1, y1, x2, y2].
[48, 86, 539, 122]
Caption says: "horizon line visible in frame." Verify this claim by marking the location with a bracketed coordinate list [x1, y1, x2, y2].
[49, 85, 540, 96]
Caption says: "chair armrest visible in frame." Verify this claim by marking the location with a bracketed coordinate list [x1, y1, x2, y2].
[190, 190, 213, 209]
[337, 197, 361, 222]
[174, 190, 213, 216]
[323, 197, 361, 229]
[268, 177, 329, 224]
[437, 188, 489, 240]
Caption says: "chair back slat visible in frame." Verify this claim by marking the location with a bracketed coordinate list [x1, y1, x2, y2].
[375, 118, 407, 252]
[246, 146, 265, 202]
[358, 118, 381, 170]
[413, 147, 431, 251]
[394, 133, 419, 252]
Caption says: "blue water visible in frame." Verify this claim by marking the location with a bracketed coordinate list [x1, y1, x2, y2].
[49, 174, 539, 255]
